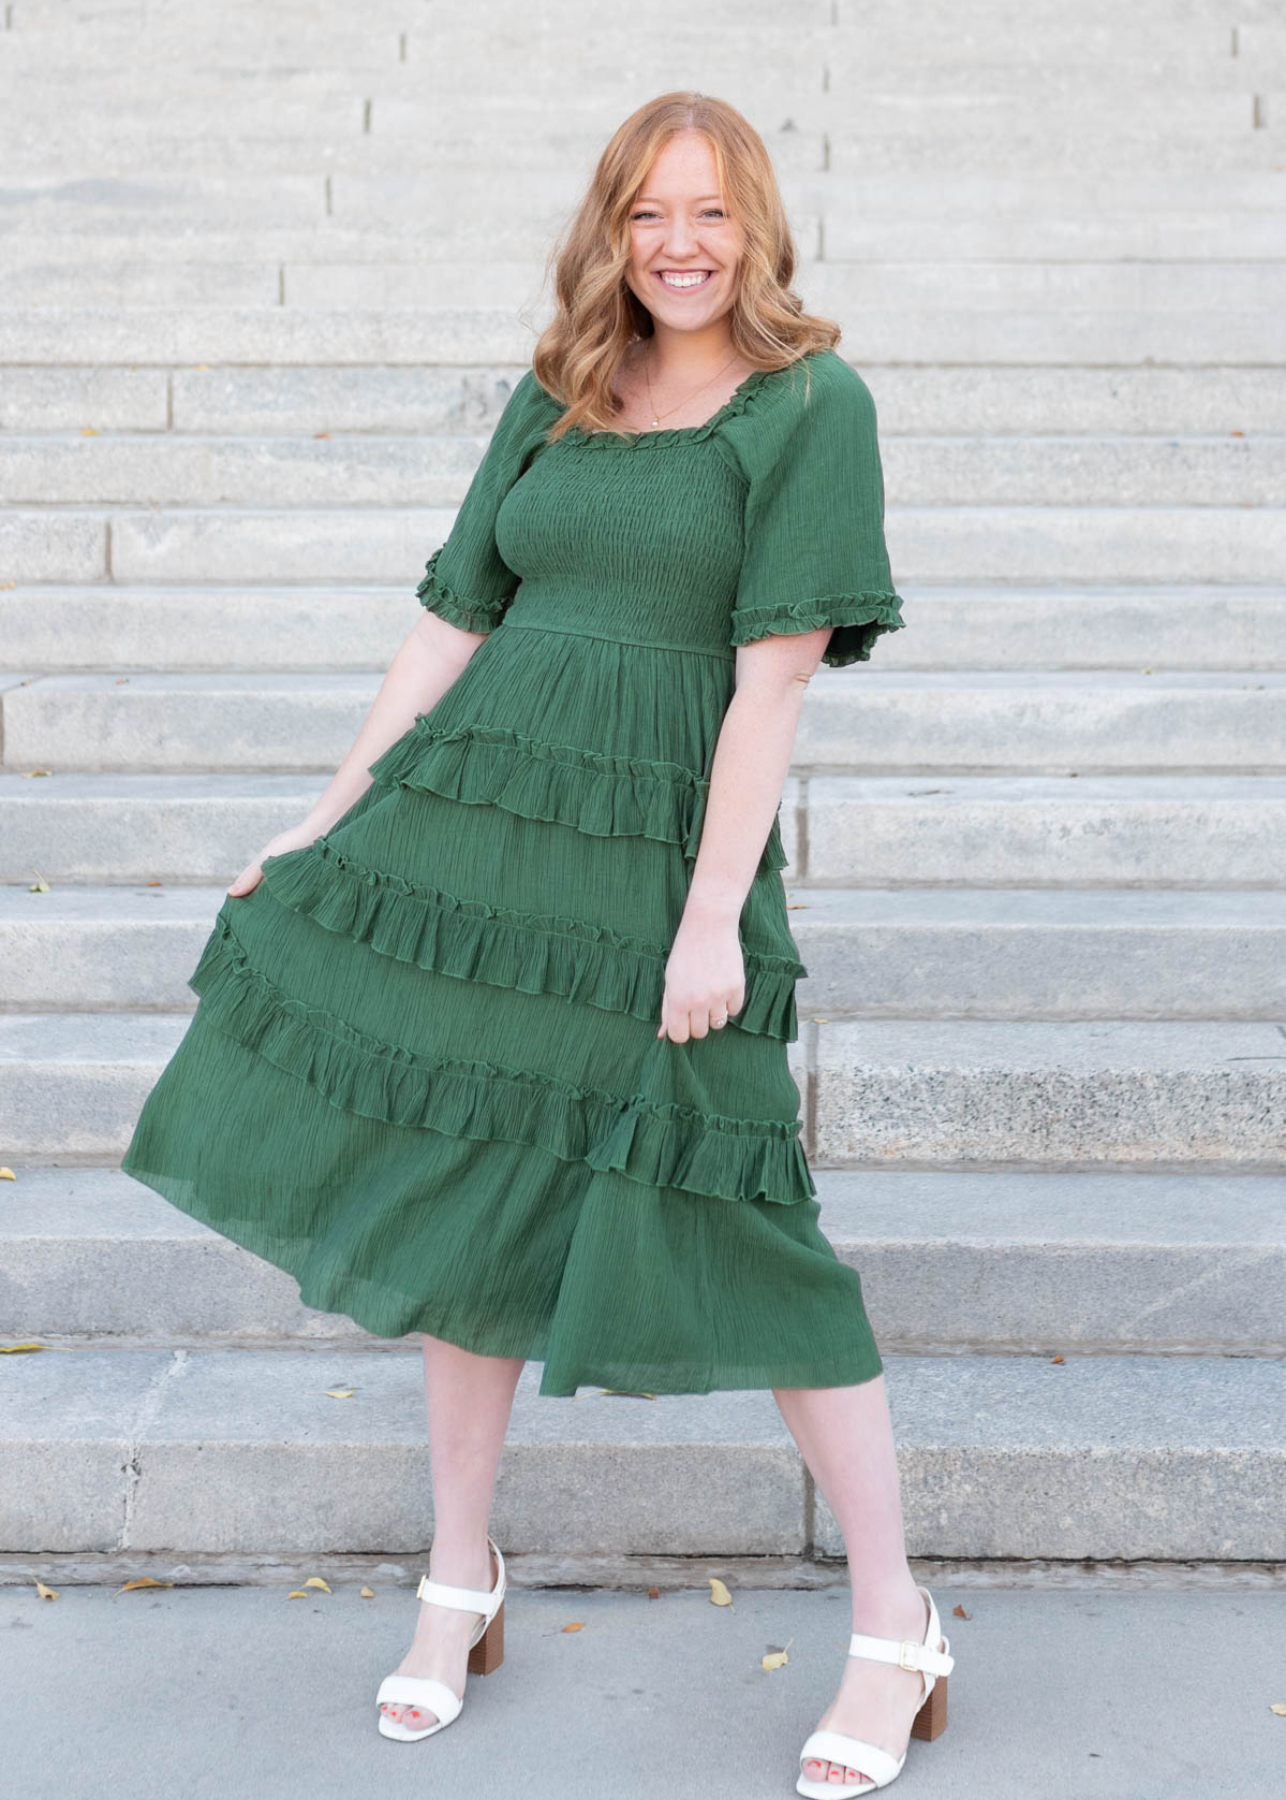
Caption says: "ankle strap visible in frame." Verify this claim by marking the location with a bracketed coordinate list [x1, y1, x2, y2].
[848, 1629, 954, 1677]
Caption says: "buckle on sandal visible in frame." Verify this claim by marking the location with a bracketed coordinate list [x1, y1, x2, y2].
[897, 1640, 920, 1671]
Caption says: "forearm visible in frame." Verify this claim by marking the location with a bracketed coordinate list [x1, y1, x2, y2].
[682, 674, 809, 930]
[302, 611, 488, 834]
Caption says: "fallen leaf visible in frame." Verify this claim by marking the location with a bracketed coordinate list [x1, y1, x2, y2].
[145, 879, 162, 887]
[20, 769, 52, 778]
[82, 426, 99, 436]
[1, 1342, 45, 1353]
[1270, 1703, 1286, 1715]
[360, 1586, 375, 1598]
[762, 1638, 793, 1671]
[114, 676, 130, 685]
[323, 1387, 356, 1398]
[0, 1168, 15, 1181]
[597, 1388, 656, 1399]
[314, 431, 330, 439]
[120, 1576, 173, 1591]
[952, 1603, 971, 1619]
[286, 1590, 309, 1599]
[708, 1577, 733, 1607]
[810, 1016, 829, 1022]
[35, 1580, 59, 1600]
[1051, 1354, 1065, 1365]
[304, 1576, 332, 1592]
[561, 1621, 586, 1633]
[28, 878, 50, 892]
[647, 1586, 660, 1600]
[1231, 430, 1245, 438]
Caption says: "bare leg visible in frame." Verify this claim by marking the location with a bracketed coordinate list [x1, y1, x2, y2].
[379, 1333, 525, 1730]
[775, 1374, 942, 1791]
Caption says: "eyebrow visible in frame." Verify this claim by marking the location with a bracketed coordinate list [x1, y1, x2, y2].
[633, 194, 724, 204]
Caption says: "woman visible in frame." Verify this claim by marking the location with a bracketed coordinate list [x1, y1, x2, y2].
[122, 92, 953, 1795]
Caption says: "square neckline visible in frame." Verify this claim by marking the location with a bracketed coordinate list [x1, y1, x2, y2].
[563, 361, 791, 449]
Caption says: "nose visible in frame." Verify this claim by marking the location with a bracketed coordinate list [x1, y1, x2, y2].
[661, 218, 701, 259]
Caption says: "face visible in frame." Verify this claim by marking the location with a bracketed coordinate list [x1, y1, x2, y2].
[623, 130, 745, 336]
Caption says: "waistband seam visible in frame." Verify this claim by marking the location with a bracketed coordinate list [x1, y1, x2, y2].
[500, 618, 735, 662]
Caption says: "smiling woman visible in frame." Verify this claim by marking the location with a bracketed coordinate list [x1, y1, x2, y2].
[119, 89, 944, 1794]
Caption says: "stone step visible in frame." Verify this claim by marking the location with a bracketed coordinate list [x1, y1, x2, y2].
[2, 1011, 1283, 1165]
[4, 430, 1283, 508]
[5, 671, 1285, 775]
[0, 127, 829, 182]
[2, 1164, 1282, 1356]
[798, 1019, 1286, 1170]
[3, 772, 1283, 884]
[9, 212, 1286, 267]
[796, 774, 1286, 884]
[2, 883, 1281, 1019]
[2, 1341, 1281, 1559]
[3, 584, 1284, 676]
[8, 363, 1281, 438]
[1, 306, 1280, 371]
[11, 253, 1286, 312]
[4, 502, 1281, 586]
[8, 108, 1283, 187]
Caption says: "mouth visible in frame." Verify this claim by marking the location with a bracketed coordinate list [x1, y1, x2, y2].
[654, 269, 715, 291]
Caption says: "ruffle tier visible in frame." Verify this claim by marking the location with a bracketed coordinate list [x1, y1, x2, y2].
[260, 837, 803, 1040]
[366, 716, 790, 870]
[189, 912, 817, 1208]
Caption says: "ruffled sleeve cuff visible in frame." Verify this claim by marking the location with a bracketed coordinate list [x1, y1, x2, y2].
[416, 547, 509, 635]
[728, 589, 906, 668]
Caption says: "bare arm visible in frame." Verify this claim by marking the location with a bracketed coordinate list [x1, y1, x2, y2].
[656, 626, 830, 1043]
[227, 609, 488, 896]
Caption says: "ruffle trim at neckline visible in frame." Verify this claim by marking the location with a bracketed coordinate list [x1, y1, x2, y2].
[559, 363, 783, 450]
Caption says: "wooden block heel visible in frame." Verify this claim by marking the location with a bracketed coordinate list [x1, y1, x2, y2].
[466, 1595, 504, 1674]
[910, 1669, 948, 1741]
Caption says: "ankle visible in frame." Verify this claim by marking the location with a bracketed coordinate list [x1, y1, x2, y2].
[427, 1535, 494, 1586]
[847, 1570, 925, 1633]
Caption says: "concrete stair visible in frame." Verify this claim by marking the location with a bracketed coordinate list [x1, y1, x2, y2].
[1, 0, 1284, 1574]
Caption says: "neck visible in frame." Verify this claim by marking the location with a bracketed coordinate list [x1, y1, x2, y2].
[640, 322, 738, 383]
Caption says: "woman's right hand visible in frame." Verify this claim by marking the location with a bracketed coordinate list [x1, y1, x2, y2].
[226, 818, 324, 898]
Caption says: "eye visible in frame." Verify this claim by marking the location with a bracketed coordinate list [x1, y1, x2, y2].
[629, 207, 727, 222]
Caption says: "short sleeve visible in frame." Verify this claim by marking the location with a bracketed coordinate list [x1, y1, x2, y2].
[727, 354, 905, 668]
[415, 369, 555, 634]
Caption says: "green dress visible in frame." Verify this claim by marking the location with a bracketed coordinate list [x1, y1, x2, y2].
[122, 345, 905, 1396]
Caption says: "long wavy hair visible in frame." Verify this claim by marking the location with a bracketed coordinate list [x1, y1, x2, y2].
[530, 92, 842, 441]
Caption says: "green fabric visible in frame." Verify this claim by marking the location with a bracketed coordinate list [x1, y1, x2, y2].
[123, 346, 903, 1396]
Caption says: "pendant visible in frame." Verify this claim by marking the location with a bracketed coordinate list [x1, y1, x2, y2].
[650, 418, 660, 427]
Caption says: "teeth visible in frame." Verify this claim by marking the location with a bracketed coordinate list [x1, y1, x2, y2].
[660, 271, 710, 288]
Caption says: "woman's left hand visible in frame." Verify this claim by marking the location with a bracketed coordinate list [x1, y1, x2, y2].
[657, 915, 745, 1043]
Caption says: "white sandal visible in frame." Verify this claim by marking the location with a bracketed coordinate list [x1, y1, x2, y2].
[375, 1535, 507, 1741]
[796, 1584, 954, 1795]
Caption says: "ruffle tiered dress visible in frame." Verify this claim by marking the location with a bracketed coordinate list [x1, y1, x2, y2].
[122, 345, 905, 1396]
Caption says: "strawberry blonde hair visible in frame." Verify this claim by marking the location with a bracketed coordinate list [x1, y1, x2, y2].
[530, 91, 842, 441]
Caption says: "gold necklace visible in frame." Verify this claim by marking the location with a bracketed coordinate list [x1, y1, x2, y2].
[641, 346, 743, 428]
